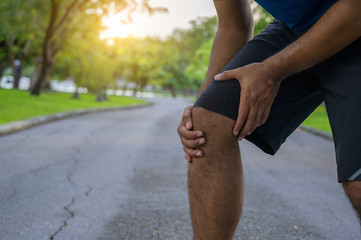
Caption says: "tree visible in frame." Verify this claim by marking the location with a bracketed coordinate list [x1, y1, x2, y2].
[185, 39, 213, 91]
[0, 38, 6, 79]
[157, 16, 217, 96]
[0, 0, 45, 88]
[30, 0, 166, 96]
[52, 12, 114, 100]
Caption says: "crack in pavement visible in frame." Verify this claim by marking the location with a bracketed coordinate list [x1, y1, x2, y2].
[85, 186, 92, 197]
[66, 147, 80, 187]
[47, 128, 61, 136]
[83, 130, 95, 144]
[49, 197, 75, 240]
[2, 135, 30, 153]
[48, 146, 81, 239]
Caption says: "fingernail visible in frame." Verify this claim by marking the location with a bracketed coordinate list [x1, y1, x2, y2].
[238, 137, 243, 141]
[199, 139, 205, 144]
[233, 130, 239, 136]
[197, 132, 203, 137]
[186, 121, 191, 129]
[214, 74, 220, 80]
[196, 151, 202, 157]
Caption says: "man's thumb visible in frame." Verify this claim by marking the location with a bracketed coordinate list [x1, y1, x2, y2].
[214, 70, 234, 81]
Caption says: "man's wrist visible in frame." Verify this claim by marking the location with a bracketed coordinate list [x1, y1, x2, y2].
[262, 53, 296, 84]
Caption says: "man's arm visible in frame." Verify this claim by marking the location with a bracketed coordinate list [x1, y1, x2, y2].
[178, 0, 253, 162]
[264, 0, 361, 81]
[215, 0, 361, 139]
[198, 0, 254, 97]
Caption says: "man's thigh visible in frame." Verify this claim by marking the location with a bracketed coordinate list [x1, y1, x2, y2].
[194, 20, 324, 155]
[315, 36, 361, 182]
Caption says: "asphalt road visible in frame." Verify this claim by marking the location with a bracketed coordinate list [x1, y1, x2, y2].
[0, 98, 359, 240]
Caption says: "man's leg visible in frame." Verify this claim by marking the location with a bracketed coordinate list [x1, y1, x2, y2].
[188, 106, 243, 240]
[343, 181, 361, 224]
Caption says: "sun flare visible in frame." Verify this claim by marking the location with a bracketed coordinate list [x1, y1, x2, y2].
[100, 13, 135, 39]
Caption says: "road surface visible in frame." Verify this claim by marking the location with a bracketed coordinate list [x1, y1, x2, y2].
[0, 98, 359, 240]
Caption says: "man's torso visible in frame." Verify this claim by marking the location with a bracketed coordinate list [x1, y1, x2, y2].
[255, 0, 338, 30]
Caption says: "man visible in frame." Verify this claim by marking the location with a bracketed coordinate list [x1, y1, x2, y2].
[177, 0, 361, 239]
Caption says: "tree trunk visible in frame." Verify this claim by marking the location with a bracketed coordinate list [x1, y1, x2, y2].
[0, 62, 4, 80]
[103, 90, 108, 101]
[12, 62, 22, 89]
[30, 0, 58, 96]
[30, 57, 42, 91]
[170, 86, 177, 98]
[72, 88, 80, 99]
[96, 89, 104, 102]
[133, 88, 138, 96]
[122, 83, 128, 95]
[30, 34, 53, 95]
[31, 63, 51, 95]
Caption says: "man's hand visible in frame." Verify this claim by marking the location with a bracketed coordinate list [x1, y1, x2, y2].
[177, 105, 206, 163]
[214, 62, 280, 140]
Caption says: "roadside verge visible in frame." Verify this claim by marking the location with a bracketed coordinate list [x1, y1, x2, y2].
[0, 102, 153, 137]
[298, 125, 333, 141]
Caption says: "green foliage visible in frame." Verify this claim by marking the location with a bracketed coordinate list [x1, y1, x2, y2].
[162, 16, 218, 94]
[185, 39, 213, 90]
[0, 0, 46, 78]
[0, 88, 146, 124]
[302, 104, 331, 133]
[52, 13, 115, 94]
[0, 0, 275, 96]
[251, 1, 274, 36]
[0, 0, 167, 95]
[0, 0, 46, 44]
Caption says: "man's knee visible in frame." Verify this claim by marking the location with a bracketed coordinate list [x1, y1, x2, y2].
[192, 106, 237, 149]
[190, 106, 241, 175]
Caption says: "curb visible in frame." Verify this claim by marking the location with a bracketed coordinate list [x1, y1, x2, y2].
[297, 125, 333, 141]
[0, 102, 154, 137]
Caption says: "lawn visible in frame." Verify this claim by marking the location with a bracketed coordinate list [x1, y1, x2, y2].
[302, 104, 331, 133]
[0, 89, 147, 125]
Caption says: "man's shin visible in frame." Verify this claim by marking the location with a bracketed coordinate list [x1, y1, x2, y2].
[188, 106, 243, 240]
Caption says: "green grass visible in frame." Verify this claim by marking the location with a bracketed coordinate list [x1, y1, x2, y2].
[0, 89, 147, 125]
[302, 104, 331, 133]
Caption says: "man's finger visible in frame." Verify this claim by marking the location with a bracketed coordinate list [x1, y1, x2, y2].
[256, 109, 265, 127]
[184, 146, 203, 158]
[181, 137, 206, 149]
[262, 106, 271, 125]
[239, 108, 257, 139]
[178, 124, 203, 139]
[182, 105, 193, 129]
[214, 69, 237, 81]
[185, 153, 192, 163]
[233, 95, 249, 136]
[243, 109, 264, 139]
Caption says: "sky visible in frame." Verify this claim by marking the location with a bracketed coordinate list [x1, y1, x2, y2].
[101, 0, 216, 39]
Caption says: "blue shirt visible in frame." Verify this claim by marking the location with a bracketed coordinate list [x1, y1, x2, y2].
[255, 0, 338, 31]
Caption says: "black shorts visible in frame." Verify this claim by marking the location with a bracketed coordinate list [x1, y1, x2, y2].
[194, 20, 361, 182]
